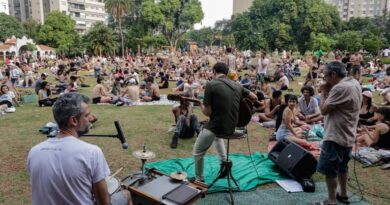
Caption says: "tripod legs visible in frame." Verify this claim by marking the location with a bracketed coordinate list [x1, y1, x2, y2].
[208, 159, 240, 205]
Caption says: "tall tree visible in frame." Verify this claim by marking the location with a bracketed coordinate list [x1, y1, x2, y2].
[231, 0, 341, 53]
[105, 0, 132, 58]
[36, 11, 80, 55]
[141, 0, 204, 52]
[23, 18, 39, 40]
[0, 13, 25, 41]
[83, 22, 119, 56]
[334, 31, 363, 52]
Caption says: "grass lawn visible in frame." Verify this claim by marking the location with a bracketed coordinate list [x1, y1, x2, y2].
[0, 68, 389, 204]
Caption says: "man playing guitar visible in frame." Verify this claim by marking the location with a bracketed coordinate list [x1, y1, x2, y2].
[192, 63, 257, 182]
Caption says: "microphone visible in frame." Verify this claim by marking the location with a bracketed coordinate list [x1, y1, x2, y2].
[114, 121, 128, 149]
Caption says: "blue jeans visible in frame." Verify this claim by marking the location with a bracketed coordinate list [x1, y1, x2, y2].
[175, 114, 199, 138]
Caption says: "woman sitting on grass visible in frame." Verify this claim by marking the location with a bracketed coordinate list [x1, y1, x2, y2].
[276, 95, 309, 146]
[0, 84, 20, 115]
[357, 107, 390, 149]
[38, 81, 57, 107]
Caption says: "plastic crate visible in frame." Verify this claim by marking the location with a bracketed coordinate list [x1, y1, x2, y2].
[22, 94, 37, 103]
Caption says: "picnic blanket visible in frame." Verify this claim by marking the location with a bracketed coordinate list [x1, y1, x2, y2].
[144, 152, 286, 193]
[351, 147, 390, 167]
[268, 141, 321, 158]
[136, 95, 178, 106]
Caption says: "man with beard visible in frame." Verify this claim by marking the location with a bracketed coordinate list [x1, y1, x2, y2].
[27, 93, 132, 205]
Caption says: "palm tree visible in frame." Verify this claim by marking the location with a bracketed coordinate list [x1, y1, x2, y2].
[105, 0, 132, 58]
[83, 22, 119, 56]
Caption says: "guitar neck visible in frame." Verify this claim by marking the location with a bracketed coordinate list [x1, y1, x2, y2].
[181, 96, 202, 105]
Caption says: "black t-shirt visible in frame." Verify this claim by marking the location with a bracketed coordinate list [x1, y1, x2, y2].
[203, 76, 250, 135]
[160, 76, 169, 88]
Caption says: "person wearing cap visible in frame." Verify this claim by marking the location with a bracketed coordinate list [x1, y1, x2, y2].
[359, 90, 377, 126]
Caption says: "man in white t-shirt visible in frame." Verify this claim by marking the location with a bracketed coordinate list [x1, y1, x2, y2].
[257, 52, 270, 83]
[383, 48, 390, 57]
[27, 93, 132, 205]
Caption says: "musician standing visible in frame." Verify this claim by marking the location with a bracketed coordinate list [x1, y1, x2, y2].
[193, 63, 257, 182]
[27, 93, 132, 205]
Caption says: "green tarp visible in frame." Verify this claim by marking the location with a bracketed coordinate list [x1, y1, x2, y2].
[145, 152, 286, 192]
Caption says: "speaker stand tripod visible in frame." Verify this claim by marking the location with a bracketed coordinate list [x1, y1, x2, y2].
[208, 138, 241, 205]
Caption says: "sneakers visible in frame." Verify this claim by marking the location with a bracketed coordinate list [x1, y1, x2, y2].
[170, 135, 178, 149]
[167, 126, 176, 133]
[116, 101, 125, 106]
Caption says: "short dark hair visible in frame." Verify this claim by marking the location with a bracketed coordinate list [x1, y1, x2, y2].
[288, 95, 298, 102]
[146, 76, 154, 83]
[97, 77, 104, 84]
[351, 64, 361, 76]
[226, 47, 232, 53]
[213, 62, 229, 75]
[325, 61, 347, 78]
[300, 85, 315, 96]
[272, 90, 282, 98]
[284, 93, 293, 102]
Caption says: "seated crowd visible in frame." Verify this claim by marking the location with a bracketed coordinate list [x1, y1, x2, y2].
[1, 48, 390, 152]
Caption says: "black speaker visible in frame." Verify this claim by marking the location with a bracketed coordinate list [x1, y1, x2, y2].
[268, 139, 317, 180]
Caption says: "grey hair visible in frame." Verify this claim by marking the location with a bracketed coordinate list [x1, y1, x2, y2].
[52, 93, 90, 129]
[325, 61, 347, 78]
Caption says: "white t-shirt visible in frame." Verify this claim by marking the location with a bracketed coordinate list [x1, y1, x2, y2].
[27, 136, 110, 205]
[280, 75, 289, 87]
[183, 82, 200, 97]
[257, 58, 269, 74]
[227, 54, 236, 72]
[10, 68, 20, 79]
[383, 48, 390, 57]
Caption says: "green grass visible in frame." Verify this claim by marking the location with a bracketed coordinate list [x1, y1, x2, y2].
[0, 69, 389, 204]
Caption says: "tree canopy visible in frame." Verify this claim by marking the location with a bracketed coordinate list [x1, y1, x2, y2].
[141, 0, 204, 51]
[0, 13, 25, 42]
[83, 22, 119, 56]
[36, 11, 80, 54]
[231, 0, 342, 53]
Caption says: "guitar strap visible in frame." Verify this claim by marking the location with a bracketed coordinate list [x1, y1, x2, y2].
[216, 77, 237, 91]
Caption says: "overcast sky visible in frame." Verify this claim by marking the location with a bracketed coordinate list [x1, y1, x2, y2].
[194, 0, 233, 29]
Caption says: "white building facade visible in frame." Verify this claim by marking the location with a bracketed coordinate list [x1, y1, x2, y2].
[0, 0, 9, 14]
[325, 0, 390, 21]
[31, 0, 107, 34]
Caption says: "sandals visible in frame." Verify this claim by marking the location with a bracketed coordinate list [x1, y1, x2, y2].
[336, 193, 350, 204]
[312, 200, 337, 205]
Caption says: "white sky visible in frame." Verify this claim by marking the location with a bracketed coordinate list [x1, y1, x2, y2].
[194, 0, 233, 29]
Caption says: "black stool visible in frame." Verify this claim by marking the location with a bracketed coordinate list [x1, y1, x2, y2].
[208, 128, 247, 205]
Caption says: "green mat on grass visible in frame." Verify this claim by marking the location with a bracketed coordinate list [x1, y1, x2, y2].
[145, 152, 286, 192]
[195, 182, 372, 205]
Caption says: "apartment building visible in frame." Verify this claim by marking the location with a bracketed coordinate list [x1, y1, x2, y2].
[325, 0, 390, 20]
[8, 0, 30, 21]
[0, 0, 9, 14]
[232, 0, 254, 15]
[31, 0, 107, 34]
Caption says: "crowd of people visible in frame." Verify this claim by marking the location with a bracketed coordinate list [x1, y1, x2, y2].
[1, 46, 390, 205]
